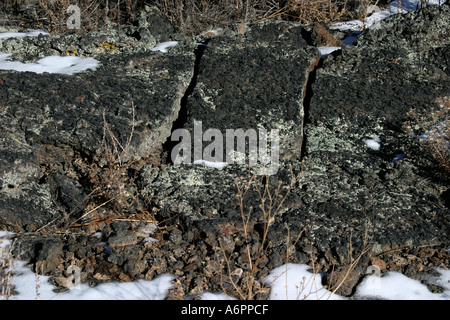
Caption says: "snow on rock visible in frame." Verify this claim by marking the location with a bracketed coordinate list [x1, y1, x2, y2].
[0, 29, 49, 39]
[318, 46, 341, 57]
[355, 269, 450, 300]
[364, 138, 381, 150]
[151, 41, 179, 53]
[0, 53, 100, 75]
[0, 230, 15, 248]
[330, 0, 445, 31]
[0, 30, 100, 75]
[193, 160, 229, 169]
[264, 264, 344, 300]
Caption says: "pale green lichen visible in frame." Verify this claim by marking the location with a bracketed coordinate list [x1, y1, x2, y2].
[305, 125, 355, 153]
[179, 169, 206, 186]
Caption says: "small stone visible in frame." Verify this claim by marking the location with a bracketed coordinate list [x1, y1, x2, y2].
[370, 257, 387, 270]
[108, 232, 138, 247]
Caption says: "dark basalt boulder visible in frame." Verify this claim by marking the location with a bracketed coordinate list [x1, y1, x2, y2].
[146, 20, 320, 231]
[0, 34, 195, 231]
[310, 2, 450, 128]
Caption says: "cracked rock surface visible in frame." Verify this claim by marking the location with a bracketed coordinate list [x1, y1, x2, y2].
[0, 32, 195, 231]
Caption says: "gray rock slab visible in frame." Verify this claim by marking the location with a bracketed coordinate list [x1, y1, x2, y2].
[0, 33, 195, 231]
[185, 21, 320, 162]
[297, 4, 450, 252]
[310, 3, 450, 129]
[147, 20, 320, 233]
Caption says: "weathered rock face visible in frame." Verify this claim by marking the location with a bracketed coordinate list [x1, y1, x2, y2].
[293, 2, 449, 259]
[280, 4, 450, 295]
[0, 4, 449, 299]
[0, 31, 195, 231]
[184, 21, 319, 161]
[310, 3, 450, 129]
[146, 21, 320, 239]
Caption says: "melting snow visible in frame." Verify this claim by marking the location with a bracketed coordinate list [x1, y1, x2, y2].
[364, 138, 381, 150]
[0, 29, 49, 39]
[0, 30, 100, 75]
[193, 159, 229, 169]
[0, 53, 100, 75]
[330, 0, 444, 31]
[151, 41, 179, 53]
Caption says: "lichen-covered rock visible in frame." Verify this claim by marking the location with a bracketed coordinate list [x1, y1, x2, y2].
[310, 3, 450, 128]
[0, 29, 195, 231]
[145, 19, 320, 243]
[291, 4, 450, 291]
[185, 21, 320, 161]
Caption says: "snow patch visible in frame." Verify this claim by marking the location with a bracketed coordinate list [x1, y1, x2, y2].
[151, 41, 179, 53]
[0, 53, 100, 75]
[364, 138, 381, 150]
[0, 29, 49, 39]
[355, 270, 450, 300]
[0, 30, 100, 75]
[199, 292, 236, 300]
[0, 231, 15, 248]
[264, 264, 344, 300]
[193, 159, 228, 169]
[8, 260, 175, 300]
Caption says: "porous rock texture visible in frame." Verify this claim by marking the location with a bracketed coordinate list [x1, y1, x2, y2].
[0, 13, 195, 231]
[0, 4, 449, 299]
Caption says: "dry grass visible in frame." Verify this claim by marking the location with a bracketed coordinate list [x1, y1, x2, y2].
[212, 164, 305, 300]
[211, 162, 374, 300]
[87, 103, 139, 214]
[1, 0, 385, 34]
[324, 229, 372, 298]
[404, 96, 450, 175]
[0, 238, 14, 300]
[31, 103, 156, 235]
[38, 0, 139, 32]
[1, 0, 140, 32]
[160, 0, 375, 34]
[65, 102, 158, 231]
[266, 0, 349, 24]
